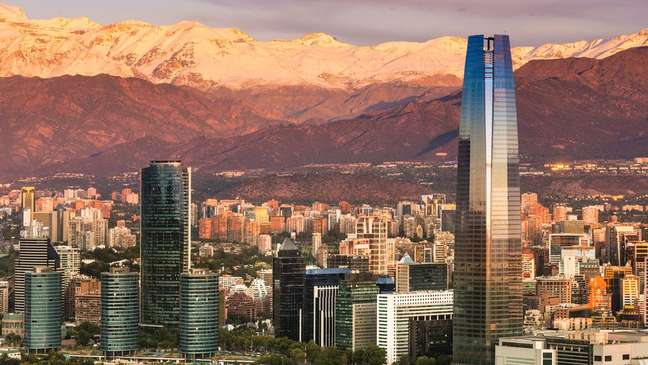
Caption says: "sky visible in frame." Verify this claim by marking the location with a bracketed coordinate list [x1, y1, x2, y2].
[11, 0, 648, 46]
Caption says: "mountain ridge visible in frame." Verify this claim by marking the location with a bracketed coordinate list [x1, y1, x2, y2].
[0, 2, 647, 89]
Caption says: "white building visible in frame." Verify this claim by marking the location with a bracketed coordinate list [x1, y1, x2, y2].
[377, 290, 453, 365]
[495, 337, 556, 365]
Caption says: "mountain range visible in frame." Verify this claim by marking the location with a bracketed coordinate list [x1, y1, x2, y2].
[0, 3, 647, 180]
[1, 3, 647, 89]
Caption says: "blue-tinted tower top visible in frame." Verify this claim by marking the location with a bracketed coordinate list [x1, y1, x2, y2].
[453, 34, 522, 365]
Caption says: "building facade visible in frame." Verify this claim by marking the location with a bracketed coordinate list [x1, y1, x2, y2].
[14, 238, 59, 313]
[24, 268, 61, 353]
[377, 290, 453, 365]
[453, 34, 523, 365]
[101, 270, 139, 358]
[179, 269, 219, 360]
[272, 238, 305, 341]
[140, 160, 191, 327]
[336, 279, 379, 351]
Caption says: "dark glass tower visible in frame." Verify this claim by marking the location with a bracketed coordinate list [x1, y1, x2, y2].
[453, 34, 522, 365]
[140, 160, 192, 327]
[25, 268, 62, 353]
[302, 268, 350, 346]
[101, 270, 139, 358]
[272, 238, 304, 341]
[179, 269, 219, 360]
[14, 238, 59, 313]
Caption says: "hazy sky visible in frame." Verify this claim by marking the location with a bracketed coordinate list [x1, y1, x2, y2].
[12, 0, 648, 46]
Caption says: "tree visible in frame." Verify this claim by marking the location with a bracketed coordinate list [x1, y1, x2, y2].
[415, 356, 436, 365]
[351, 346, 386, 365]
[256, 354, 297, 365]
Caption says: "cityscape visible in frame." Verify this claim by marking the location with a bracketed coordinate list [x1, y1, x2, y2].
[0, 1, 648, 365]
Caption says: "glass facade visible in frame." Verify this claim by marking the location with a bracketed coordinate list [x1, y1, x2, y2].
[335, 279, 379, 351]
[272, 238, 305, 341]
[25, 269, 61, 353]
[453, 34, 522, 365]
[302, 268, 350, 346]
[179, 270, 219, 359]
[101, 271, 139, 357]
[140, 161, 191, 327]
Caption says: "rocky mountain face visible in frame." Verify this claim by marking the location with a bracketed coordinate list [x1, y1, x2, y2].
[7, 47, 644, 179]
[0, 3, 647, 89]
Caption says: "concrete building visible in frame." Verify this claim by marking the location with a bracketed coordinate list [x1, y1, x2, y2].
[377, 290, 453, 365]
[335, 278, 378, 351]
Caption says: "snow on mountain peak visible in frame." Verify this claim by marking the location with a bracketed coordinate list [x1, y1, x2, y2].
[0, 3, 26, 21]
[0, 2, 646, 89]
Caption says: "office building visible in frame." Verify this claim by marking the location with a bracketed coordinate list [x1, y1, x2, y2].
[101, 270, 139, 358]
[179, 269, 219, 360]
[14, 238, 59, 313]
[140, 160, 192, 327]
[21, 187, 35, 225]
[272, 238, 304, 341]
[377, 290, 453, 365]
[335, 278, 379, 351]
[302, 268, 350, 346]
[495, 337, 557, 365]
[395, 254, 447, 293]
[453, 34, 522, 365]
[24, 268, 61, 353]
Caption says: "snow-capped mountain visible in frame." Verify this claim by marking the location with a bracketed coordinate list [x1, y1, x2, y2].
[0, 3, 647, 89]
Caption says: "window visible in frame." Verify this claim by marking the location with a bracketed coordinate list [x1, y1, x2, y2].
[595, 356, 602, 361]
[623, 354, 630, 360]
[605, 355, 612, 362]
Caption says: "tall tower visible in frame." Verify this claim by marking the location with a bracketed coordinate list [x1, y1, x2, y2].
[101, 269, 139, 358]
[14, 238, 59, 313]
[179, 269, 219, 360]
[272, 238, 304, 341]
[24, 267, 62, 354]
[140, 160, 192, 327]
[453, 34, 522, 365]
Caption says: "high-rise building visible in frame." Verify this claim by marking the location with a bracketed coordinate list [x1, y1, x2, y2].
[0, 280, 9, 314]
[14, 238, 59, 313]
[272, 238, 304, 341]
[140, 160, 192, 327]
[179, 269, 219, 360]
[101, 270, 139, 358]
[24, 267, 61, 353]
[377, 290, 453, 365]
[302, 268, 350, 346]
[356, 215, 389, 275]
[21, 187, 36, 226]
[54, 245, 80, 295]
[395, 254, 448, 293]
[453, 34, 522, 365]
[335, 278, 379, 351]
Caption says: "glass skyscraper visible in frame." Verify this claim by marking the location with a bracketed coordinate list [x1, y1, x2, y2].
[101, 270, 139, 358]
[140, 160, 192, 327]
[179, 269, 219, 360]
[25, 268, 61, 353]
[272, 238, 305, 341]
[453, 34, 522, 365]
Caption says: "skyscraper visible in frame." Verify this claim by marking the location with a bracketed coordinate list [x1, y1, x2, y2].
[140, 160, 192, 327]
[356, 215, 389, 275]
[14, 238, 59, 313]
[24, 267, 62, 354]
[453, 34, 522, 365]
[179, 269, 219, 360]
[335, 277, 379, 351]
[302, 268, 350, 346]
[272, 238, 304, 341]
[101, 269, 139, 358]
[21, 186, 35, 226]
